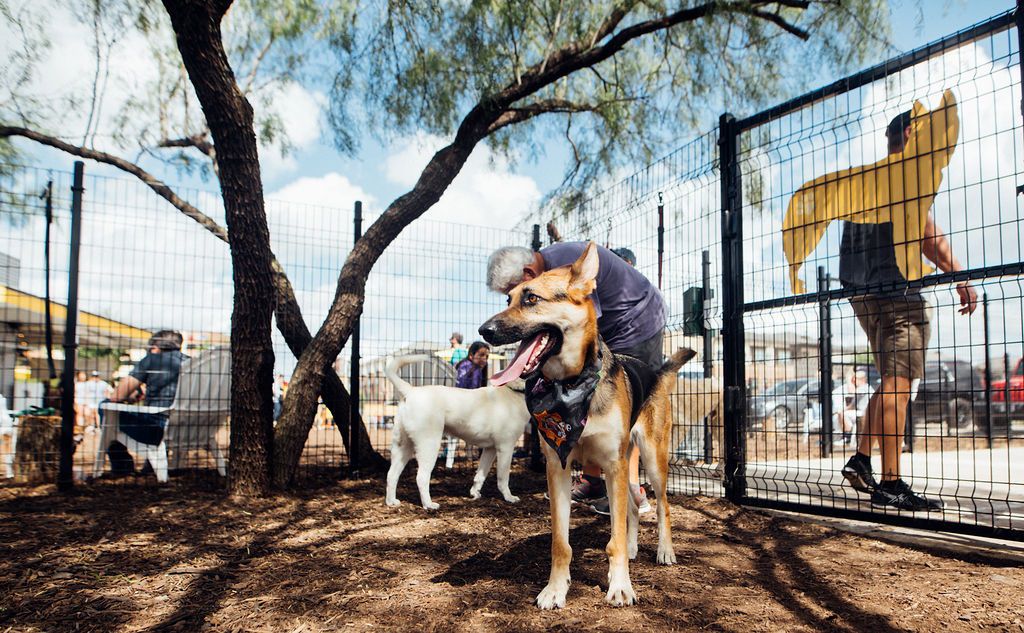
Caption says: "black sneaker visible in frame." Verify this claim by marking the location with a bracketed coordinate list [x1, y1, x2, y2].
[871, 479, 944, 512]
[841, 453, 878, 493]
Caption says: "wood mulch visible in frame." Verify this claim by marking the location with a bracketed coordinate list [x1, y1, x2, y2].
[1, 467, 1022, 632]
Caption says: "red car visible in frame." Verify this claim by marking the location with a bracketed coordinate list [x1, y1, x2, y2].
[988, 357, 1024, 423]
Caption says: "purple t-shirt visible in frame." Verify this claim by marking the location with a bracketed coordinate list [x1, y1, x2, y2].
[540, 242, 665, 350]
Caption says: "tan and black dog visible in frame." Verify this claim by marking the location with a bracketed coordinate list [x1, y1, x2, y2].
[479, 241, 694, 609]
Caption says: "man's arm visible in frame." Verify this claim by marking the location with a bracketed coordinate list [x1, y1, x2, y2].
[922, 214, 977, 315]
[111, 375, 142, 402]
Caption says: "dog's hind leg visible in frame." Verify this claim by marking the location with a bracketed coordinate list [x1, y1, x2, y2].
[414, 432, 444, 510]
[385, 430, 413, 507]
[636, 417, 676, 565]
[493, 446, 520, 503]
[469, 447, 497, 500]
[536, 445, 573, 610]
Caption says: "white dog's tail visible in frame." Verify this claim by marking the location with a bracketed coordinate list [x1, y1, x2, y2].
[384, 354, 433, 399]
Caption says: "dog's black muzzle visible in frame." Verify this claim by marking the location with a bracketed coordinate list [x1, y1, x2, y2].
[479, 317, 527, 346]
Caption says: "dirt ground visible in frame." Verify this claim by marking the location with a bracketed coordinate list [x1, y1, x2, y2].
[1, 468, 1023, 633]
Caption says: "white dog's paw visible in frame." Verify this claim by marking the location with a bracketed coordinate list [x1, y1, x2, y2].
[604, 580, 637, 607]
[628, 542, 638, 560]
[422, 501, 440, 511]
[656, 546, 677, 566]
[536, 582, 569, 610]
[385, 497, 400, 507]
[503, 494, 521, 504]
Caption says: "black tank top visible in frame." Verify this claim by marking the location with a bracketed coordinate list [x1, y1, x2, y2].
[838, 221, 920, 298]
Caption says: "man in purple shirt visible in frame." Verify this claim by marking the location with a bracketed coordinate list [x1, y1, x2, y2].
[486, 242, 666, 514]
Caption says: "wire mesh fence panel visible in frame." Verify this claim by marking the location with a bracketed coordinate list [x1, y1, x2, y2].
[0, 163, 237, 484]
[518, 132, 726, 498]
[733, 11, 1024, 536]
[353, 216, 533, 469]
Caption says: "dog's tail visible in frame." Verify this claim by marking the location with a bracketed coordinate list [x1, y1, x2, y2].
[384, 354, 433, 399]
[658, 347, 697, 378]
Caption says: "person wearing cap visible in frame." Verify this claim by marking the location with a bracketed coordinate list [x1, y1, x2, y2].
[79, 371, 112, 432]
[486, 242, 664, 515]
[104, 330, 187, 474]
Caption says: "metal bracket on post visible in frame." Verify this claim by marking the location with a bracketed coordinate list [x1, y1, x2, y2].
[58, 162, 85, 492]
[348, 201, 362, 475]
[719, 113, 746, 502]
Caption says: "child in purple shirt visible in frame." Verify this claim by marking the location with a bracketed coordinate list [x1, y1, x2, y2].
[455, 341, 490, 389]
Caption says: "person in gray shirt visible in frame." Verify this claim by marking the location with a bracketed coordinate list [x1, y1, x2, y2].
[487, 242, 665, 514]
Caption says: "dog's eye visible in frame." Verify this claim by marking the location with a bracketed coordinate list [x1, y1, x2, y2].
[524, 293, 540, 306]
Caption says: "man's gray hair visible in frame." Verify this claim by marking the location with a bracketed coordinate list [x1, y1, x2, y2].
[487, 246, 534, 293]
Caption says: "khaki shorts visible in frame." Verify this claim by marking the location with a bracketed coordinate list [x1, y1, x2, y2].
[849, 295, 931, 380]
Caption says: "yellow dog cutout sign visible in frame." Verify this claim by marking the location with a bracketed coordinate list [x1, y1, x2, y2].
[782, 90, 959, 294]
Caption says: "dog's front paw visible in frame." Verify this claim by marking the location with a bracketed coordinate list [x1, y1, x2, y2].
[503, 494, 521, 504]
[536, 582, 569, 610]
[422, 501, 440, 511]
[656, 546, 676, 566]
[469, 489, 482, 500]
[385, 497, 400, 507]
[604, 580, 637, 607]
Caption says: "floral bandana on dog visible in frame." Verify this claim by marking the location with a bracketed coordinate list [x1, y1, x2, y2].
[525, 351, 603, 468]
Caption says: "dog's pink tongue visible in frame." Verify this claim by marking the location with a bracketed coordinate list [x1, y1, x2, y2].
[490, 334, 545, 386]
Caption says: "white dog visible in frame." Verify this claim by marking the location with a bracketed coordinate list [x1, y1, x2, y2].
[384, 355, 529, 510]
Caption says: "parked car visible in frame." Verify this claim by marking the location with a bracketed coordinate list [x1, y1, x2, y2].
[748, 378, 818, 430]
[988, 357, 1024, 424]
[907, 359, 984, 433]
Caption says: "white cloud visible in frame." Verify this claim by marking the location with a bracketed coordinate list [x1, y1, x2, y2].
[384, 133, 542, 229]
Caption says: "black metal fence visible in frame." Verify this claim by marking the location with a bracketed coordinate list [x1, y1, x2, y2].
[2, 6, 1023, 542]
[520, 8, 1024, 539]
[0, 160, 532, 485]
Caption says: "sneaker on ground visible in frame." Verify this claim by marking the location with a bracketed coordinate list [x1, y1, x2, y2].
[871, 478, 944, 512]
[841, 454, 878, 493]
[571, 476, 606, 504]
[589, 487, 653, 516]
[543, 475, 606, 502]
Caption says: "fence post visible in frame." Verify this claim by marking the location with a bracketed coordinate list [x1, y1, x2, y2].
[528, 224, 544, 472]
[349, 201, 362, 473]
[657, 192, 665, 289]
[983, 293, 993, 447]
[701, 249, 713, 463]
[817, 266, 834, 458]
[58, 162, 84, 492]
[719, 113, 746, 502]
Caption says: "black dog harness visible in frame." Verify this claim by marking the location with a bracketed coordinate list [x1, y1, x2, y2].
[525, 350, 603, 468]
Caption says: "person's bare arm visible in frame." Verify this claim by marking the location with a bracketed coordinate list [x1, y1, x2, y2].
[111, 375, 141, 402]
[922, 214, 977, 315]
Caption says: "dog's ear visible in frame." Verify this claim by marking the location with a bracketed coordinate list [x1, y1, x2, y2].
[568, 241, 599, 297]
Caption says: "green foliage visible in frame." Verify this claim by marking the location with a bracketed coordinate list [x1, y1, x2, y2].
[332, 0, 891, 194]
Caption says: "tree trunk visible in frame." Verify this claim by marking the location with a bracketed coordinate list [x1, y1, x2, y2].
[270, 260, 387, 471]
[163, 0, 276, 496]
[272, 123, 495, 488]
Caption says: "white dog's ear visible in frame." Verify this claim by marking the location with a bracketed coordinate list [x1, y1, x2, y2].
[568, 241, 599, 296]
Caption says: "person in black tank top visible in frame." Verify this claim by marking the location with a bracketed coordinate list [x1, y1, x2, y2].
[837, 110, 977, 512]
